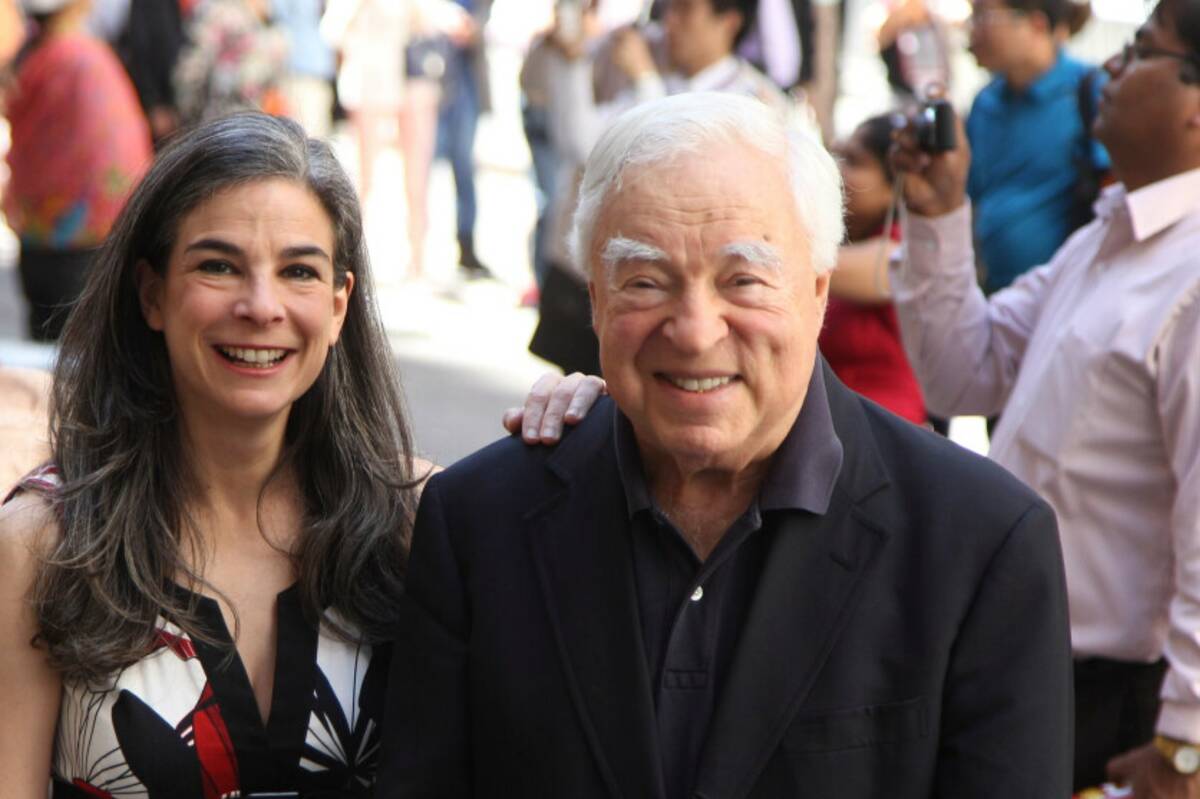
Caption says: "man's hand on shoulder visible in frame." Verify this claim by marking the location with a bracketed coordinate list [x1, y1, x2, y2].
[1107, 742, 1200, 798]
[503, 372, 607, 444]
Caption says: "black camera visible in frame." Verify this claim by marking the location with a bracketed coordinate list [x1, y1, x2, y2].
[914, 98, 957, 153]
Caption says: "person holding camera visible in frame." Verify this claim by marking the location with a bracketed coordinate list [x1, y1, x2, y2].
[892, 0, 1200, 792]
[965, 0, 1109, 293]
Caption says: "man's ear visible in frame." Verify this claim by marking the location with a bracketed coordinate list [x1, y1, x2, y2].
[814, 269, 832, 320]
[329, 271, 354, 345]
[135, 260, 165, 331]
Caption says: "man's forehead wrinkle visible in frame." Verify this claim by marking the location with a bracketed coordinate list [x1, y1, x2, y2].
[610, 195, 771, 225]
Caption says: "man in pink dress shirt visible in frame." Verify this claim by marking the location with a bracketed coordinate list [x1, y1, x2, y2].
[891, 0, 1200, 794]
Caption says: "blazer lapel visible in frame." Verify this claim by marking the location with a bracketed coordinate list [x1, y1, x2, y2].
[527, 400, 664, 799]
[693, 370, 893, 799]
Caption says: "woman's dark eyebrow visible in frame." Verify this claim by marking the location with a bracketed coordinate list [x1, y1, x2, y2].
[280, 245, 332, 262]
[183, 239, 331, 262]
[184, 238, 242, 257]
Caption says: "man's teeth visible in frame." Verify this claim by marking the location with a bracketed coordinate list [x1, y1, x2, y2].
[218, 346, 287, 366]
[668, 376, 733, 393]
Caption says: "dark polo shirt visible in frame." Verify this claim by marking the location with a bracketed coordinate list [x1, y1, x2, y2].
[613, 362, 844, 799]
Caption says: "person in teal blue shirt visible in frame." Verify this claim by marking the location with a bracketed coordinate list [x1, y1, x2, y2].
[966, 0, 1109, 292]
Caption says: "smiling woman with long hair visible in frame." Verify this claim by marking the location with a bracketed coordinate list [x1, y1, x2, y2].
[0, 113, 424, 798]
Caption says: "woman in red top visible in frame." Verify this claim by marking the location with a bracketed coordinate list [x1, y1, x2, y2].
[5, 0, 153, 340]
[820, 112, 927, 425]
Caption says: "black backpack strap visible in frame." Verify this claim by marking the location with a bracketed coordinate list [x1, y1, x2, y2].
[1069, 66, 1105, 230]
[1077, 66, 1099, 141]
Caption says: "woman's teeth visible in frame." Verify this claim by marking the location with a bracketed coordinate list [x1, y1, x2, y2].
[218, 346, 287, 367]
[668, 375, 733, 393]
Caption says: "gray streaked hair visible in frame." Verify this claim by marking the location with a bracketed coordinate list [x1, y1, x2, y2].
[38, 112, 418, 684]
[568, 92, 845, 277]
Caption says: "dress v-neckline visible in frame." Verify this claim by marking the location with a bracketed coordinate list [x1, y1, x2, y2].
[167, 580, 318, 765]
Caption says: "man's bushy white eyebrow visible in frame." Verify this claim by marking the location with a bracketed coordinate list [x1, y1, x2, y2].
[601, 236, 669, 266]
[722, 240, 783, 271]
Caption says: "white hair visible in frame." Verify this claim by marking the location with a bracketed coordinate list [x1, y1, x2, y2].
[568, 92, 845, 278]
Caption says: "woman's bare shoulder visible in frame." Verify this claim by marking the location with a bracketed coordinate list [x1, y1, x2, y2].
[410, 457, 443, 501]
[0, 491, 58, 566]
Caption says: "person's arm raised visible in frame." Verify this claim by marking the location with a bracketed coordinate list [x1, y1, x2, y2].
[829, 236, 897, 304]
[0, 491, 61, 797]
[889, 110, 1052, 418]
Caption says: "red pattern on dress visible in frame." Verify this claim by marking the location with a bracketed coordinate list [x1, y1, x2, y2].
[193, 683, 239, 799]
[70, 780, 115, 798]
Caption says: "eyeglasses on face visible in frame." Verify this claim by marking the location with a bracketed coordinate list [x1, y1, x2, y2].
[1114, 39, 1200, 82]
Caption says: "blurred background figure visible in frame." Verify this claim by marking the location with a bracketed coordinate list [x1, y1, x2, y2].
[399, 22, 445, 279]
[965, 0, 1109, 293]
[116, 0, 187, 146]
[322, 0, 412, 205]
[518, 30, 561, 301]
[322, 0, 472, 280]
[5, 0, 152, 341]
[403, 0, 491, 280]
[272, 0, 336, 139]
[822, 111, 928, 426]
[435, 0, 495, 280]
[83, 0, 126, 42]
[736, 0, 842, 139]
[0, 0, 21, 63]
[173, 0, 289, 125]
[875, 0, 952, 100]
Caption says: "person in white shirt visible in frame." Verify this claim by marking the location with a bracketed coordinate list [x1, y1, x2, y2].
[890, 0, 1200, 794]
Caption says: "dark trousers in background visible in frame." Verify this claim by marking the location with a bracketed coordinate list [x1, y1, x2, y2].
[522, 103, 558, 290]
[1073, 657, 1168, 791]
[529, 262, 600, 377]
[18, 246, 96, 342]
[436, 70, 479, 244]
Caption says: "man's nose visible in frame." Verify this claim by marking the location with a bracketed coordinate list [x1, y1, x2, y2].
[234, 274, 286, 325]
[1102, 47, 1125, 79]
[1099, 44, 1128, 78]
[662, 290, 728, 353]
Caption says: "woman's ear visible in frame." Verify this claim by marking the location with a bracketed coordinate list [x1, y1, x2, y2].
[135, 260, 164, 331]
[330, 271, 354, 345]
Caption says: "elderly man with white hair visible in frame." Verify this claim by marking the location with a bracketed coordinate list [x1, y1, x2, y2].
[377, 92, 1073, 799]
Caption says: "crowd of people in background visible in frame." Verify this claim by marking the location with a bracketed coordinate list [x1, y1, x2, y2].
[0, 0, 503, 342]
[0, 0, 1198, 796]
[0, 0, 1114, 349]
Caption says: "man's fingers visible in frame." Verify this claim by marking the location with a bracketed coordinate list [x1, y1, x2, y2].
[563, 374, 607, 422]
[537, 372, 586, 442]
[502, 407, 524, 434]
[521, 373, 561, 443]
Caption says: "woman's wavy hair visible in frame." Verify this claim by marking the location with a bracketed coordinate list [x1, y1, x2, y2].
[35, 113, 418, 684]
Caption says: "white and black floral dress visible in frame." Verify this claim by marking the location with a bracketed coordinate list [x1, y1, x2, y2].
[8, 466, 388, 799]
